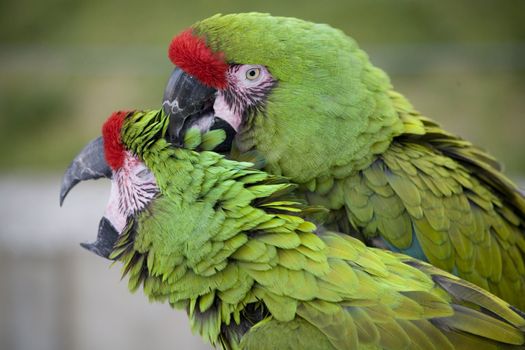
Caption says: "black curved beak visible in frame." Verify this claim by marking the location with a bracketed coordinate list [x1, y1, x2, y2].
[162, 67, 217, 146]
[80, 217, 119, 259]
[59, 136, 112, 206]
[60, 137, 118, 259]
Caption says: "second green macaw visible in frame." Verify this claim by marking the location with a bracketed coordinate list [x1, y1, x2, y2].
[160, 13, 525, 309]
[60, 109, 525, 349]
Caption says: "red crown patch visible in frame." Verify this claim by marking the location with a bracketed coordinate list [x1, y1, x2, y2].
[102, 110, 130, 170]
[168, 29, 228, 89]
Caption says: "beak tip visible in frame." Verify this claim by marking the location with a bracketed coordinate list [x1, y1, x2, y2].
[59, 188, 67, 207]
[59, 175, 78, 206]
[80, 241, 111, 260]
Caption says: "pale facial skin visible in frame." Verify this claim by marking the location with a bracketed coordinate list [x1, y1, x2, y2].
[104, 151, 158, 233]
[213, 64, 275, 131]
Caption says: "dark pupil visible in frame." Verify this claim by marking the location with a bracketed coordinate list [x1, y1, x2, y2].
[249, 70, 255, 76]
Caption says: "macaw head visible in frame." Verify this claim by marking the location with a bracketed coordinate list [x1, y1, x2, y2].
[59, 108, 301, 271]
[59, 111, 164, 258]
[60, 109, 231, 258]
[162, 13, 403, 182]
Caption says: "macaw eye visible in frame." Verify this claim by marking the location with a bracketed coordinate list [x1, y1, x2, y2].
[245, 68, 261, 81]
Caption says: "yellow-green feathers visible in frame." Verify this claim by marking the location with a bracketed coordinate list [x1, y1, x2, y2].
[194, 13, 405, 183]
[111, 110, 525, 349]
[314, 97, 525, 310]
[191, 13, 525, 308]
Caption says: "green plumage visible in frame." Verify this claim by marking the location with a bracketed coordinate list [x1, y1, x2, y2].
[188, 13, 525, 308]
[111, 110, 525, 349]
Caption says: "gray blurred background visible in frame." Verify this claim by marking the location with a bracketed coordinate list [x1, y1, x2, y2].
[1, 1, 524, 349]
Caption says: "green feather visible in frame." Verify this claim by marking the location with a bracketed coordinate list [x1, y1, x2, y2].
[88, 11, 525, 346]
[185, 13, 525, 309]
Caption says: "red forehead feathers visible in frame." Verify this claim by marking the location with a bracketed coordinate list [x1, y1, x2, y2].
[168, 29, 228, 89]
[102, 110, 130, 170]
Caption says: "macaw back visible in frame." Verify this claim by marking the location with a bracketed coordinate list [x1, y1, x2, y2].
[310, 92, 525, 310]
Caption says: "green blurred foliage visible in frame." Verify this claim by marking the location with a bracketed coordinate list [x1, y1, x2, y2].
[0, 79, 71, 168]
[2, 0, 525, 44]
[0, 0, 524, 175]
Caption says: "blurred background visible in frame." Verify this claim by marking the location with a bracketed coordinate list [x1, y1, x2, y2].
[0, 0, 524, 349]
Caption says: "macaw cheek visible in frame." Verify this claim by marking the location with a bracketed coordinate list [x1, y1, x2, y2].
[211, 94, 242, 132]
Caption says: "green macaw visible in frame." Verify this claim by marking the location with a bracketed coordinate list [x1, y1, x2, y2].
[60, 109, 525, 349]
[160, 13, 525, 309]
